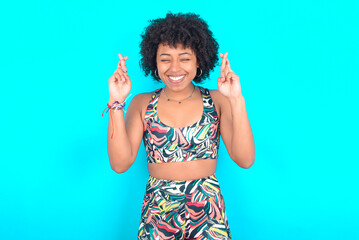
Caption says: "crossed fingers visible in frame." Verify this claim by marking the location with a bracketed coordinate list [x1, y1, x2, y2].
[219, 52, 232, 79]
[116, 53, 129, 82]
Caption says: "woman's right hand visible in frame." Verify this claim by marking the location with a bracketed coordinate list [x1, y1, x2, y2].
[108, 53, 132, 103]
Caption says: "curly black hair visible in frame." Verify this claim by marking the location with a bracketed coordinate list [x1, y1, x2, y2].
[139, 12, 219, 83]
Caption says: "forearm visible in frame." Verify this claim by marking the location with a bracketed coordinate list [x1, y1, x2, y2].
[107, 105, 133, 173]
[229, 96, 255, 168]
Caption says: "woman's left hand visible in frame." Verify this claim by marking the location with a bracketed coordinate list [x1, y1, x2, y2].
[217, 52, 242, 99]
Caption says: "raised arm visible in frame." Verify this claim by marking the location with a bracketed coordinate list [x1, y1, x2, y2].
[216, 52, 255, 168]
[106, 54, 144, 173]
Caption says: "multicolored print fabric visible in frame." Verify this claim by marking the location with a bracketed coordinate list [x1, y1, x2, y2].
[143, 86, 220, 163]
[137, 174, 231, 239]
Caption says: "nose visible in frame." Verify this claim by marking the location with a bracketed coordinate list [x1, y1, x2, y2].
[169, 59, 181, 72]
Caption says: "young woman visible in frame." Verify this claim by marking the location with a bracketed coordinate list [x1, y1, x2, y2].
[105, 12, 255, 240]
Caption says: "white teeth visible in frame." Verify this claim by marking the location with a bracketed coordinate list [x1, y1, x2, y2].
[169, 75, 185, 81]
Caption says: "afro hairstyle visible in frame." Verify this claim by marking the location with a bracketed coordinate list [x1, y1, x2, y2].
[139, 12, 219, 83]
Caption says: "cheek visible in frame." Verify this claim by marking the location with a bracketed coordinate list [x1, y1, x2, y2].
[157, 65, 167, 74]
[188, 65, 198, 75]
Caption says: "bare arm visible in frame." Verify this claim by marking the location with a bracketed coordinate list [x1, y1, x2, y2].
[107, 95, 145, 173]
[215, 52, 255, 168]
[106, 53, 145, 173]
[216, 93, 255, 168]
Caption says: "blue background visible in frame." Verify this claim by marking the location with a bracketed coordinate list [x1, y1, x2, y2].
[1, 0, 358, 239]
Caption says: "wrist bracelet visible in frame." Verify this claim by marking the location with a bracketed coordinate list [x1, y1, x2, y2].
[101, 94, 132, 139]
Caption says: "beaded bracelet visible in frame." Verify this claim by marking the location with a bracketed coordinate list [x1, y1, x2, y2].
[102, 94, 132, 139]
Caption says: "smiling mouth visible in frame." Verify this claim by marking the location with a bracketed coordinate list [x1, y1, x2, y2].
[168, 75, 185, 81]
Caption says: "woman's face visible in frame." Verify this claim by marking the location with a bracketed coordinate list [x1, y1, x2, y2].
[156, 43, 198, 91]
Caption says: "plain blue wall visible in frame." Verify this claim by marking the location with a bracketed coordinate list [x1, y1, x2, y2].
[1, 0, 358, 239]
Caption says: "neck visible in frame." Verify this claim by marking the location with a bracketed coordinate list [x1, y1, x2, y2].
[163, 84, 196, 100]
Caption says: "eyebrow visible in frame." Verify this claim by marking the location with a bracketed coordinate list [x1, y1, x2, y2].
[159, 52, 192, 56]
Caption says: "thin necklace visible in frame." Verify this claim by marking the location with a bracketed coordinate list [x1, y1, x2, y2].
[162, 85, 196, 104]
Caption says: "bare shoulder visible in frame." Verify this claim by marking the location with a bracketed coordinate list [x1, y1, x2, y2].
[130, 92, 153, 106]
[209, 89, 225, 102]
[127, 91, 155, 120]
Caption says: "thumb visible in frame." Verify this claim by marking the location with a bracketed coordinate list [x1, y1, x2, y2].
[124, 73, 132, 85]
[218, 77, 225, 83]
